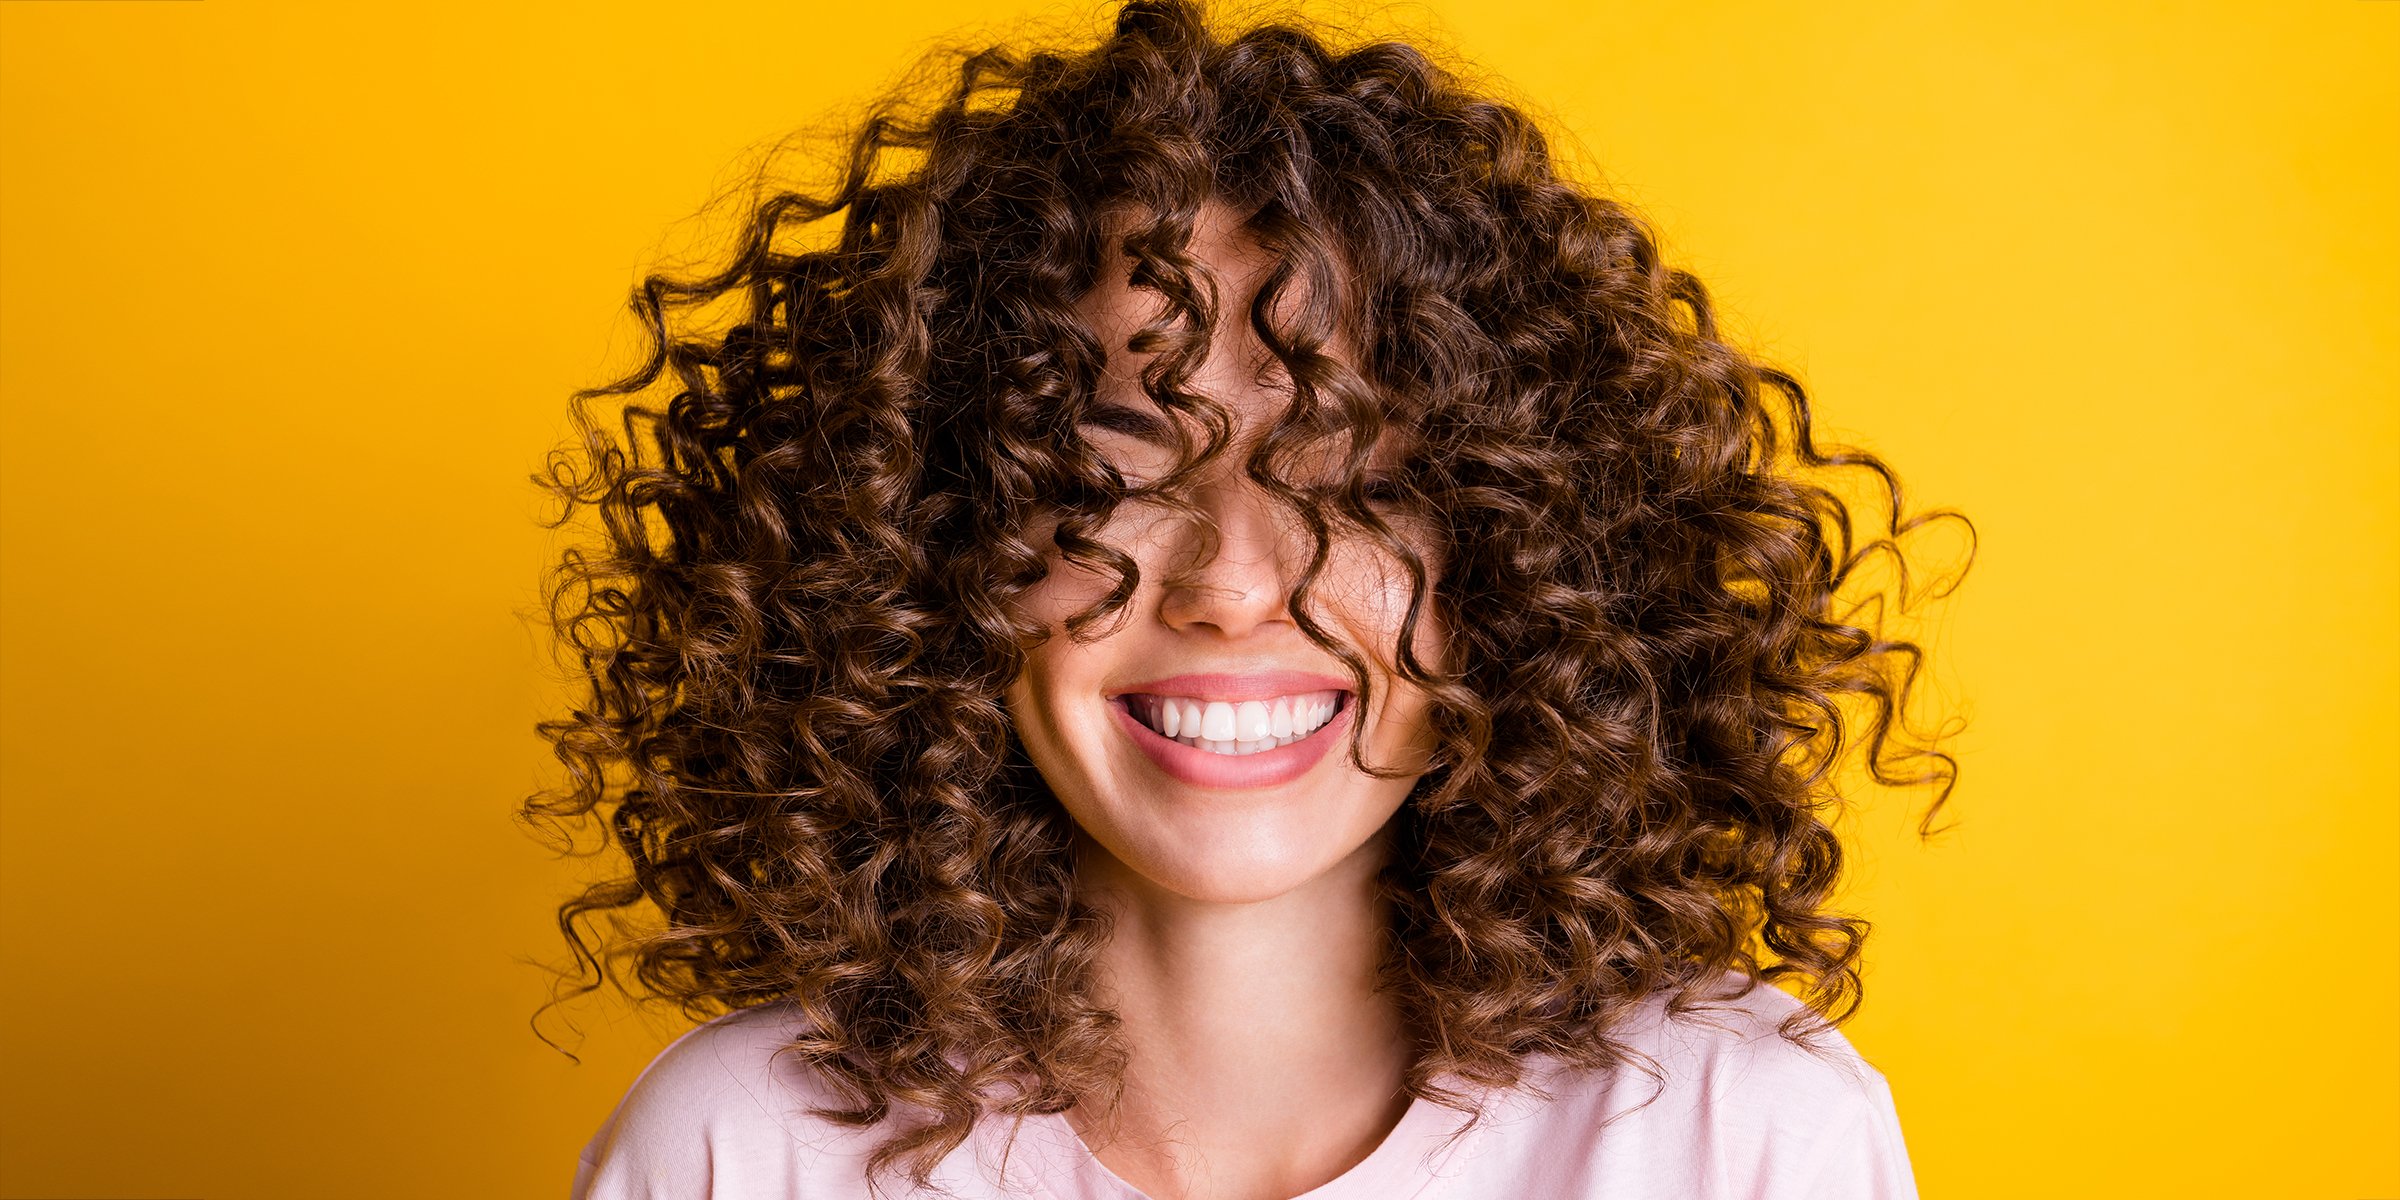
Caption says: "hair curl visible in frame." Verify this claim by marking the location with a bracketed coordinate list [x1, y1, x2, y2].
[523, 0, 1976, 1190]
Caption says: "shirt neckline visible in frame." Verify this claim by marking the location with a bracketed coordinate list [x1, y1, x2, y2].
[1026, 1088, 1480, 1200]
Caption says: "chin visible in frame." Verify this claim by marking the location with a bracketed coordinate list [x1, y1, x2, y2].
[1085, 812, 1389, 906]
[1141, 860, 1328, 906]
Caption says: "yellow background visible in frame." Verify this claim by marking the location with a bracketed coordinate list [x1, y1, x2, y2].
[3, 1, 2393, 1197]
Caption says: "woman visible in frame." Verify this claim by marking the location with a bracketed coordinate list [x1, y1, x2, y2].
[534, 1, 1972, 1196]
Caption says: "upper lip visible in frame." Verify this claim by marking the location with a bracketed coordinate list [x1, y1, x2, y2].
[1106, 671, 1355, 702]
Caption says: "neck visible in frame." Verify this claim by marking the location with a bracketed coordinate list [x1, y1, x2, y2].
[1068, 828, 1415, 1200]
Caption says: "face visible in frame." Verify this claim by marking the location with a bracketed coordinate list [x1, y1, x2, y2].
[1003, 201, 1447, 906]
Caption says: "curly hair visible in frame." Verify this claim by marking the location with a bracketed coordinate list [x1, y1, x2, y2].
[523, 0, 1976, 1190]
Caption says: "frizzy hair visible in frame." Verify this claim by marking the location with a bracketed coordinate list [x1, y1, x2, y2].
[522, 0, 1976, 1191]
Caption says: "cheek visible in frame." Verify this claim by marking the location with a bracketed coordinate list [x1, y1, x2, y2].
[1017, 565, 1102, 632]
[1322, 536, 1444, 662]
[1320, 539, 1448, 768]
[1012, 500, 1206, 650]
[1012, 514, 1135, 629]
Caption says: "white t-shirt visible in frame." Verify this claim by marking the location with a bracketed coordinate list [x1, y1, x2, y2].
[571, 973, 1918, 1198]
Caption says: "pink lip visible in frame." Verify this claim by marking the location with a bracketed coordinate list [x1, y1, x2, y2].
[1110, 692, 1355, 789]
[1107, 671, 1355, 703]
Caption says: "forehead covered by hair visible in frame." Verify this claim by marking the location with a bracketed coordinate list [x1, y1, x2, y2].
[881, 0, 1571, 450]
[1073, 197, 1391, 462]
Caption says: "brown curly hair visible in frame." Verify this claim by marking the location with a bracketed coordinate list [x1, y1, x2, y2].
[523, 0, 1976, 1189]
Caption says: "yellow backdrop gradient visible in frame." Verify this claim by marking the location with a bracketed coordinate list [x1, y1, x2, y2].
[1, 1, 2392, 1197]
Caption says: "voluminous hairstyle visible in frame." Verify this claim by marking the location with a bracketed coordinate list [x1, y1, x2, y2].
[525, 0, 1975, 1189]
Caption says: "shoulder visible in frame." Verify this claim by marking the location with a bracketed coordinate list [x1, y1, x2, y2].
[1469, 973, 1918, 1199]
[1630, 973, 1897, 1118]
[570, 1002, 885, 1200]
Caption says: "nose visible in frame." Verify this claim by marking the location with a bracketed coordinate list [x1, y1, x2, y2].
[1155, 466, 1306, 640]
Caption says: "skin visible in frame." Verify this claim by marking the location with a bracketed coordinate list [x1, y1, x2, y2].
[1002, 201, 1449, 1200]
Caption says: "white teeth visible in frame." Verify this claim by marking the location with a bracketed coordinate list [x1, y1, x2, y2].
[1131, 691, 1342, 755]
[1236, 700, 1272, 742]
[1200, 702, 1237, 742]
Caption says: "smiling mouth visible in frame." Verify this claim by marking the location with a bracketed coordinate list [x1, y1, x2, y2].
[1114, 690, 1350, 756]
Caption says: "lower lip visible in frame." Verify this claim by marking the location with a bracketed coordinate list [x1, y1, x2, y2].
[1110, 695, 1354, 789]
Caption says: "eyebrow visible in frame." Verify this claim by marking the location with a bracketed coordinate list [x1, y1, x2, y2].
[1078, 402, 1177, 443]
[1079, 399, 1415, 466]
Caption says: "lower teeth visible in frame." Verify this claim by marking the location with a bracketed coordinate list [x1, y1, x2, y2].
[1169, 732, 1305, 756]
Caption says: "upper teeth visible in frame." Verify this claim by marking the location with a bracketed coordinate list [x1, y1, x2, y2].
[1131, 691, 1342, 752]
